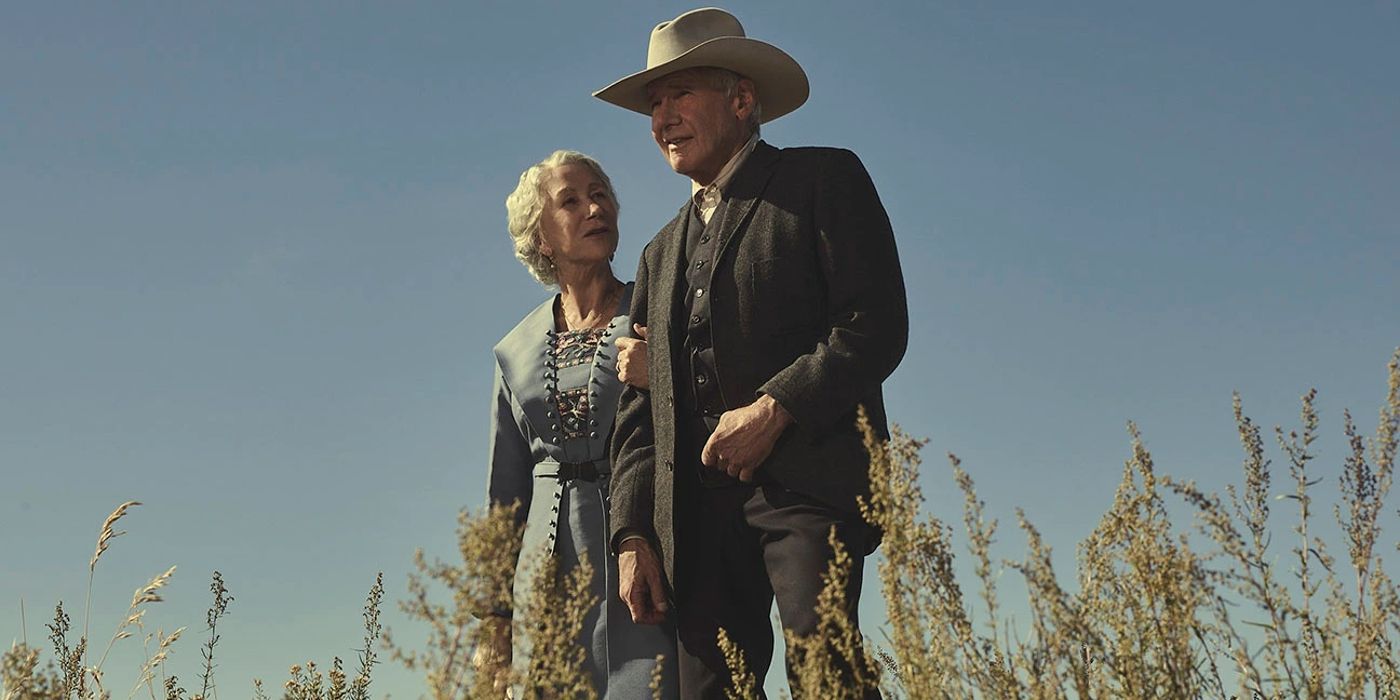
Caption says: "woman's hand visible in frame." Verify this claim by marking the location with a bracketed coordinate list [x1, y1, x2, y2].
[615, 323, 650, 389]
[471, 616, 513, 697]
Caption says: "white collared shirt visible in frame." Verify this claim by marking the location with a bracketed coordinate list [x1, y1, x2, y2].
[690, 134, 759, 225]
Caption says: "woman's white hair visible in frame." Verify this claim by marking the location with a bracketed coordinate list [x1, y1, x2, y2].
[504, 150, 619, 286]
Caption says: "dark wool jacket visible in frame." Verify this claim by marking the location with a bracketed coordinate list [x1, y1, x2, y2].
[609, 141, 909, 583]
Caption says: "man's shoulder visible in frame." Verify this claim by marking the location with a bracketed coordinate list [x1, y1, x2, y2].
[769, 143, 862, 165]
[765, 144, 868, 181]
[773, 144, 857, 159]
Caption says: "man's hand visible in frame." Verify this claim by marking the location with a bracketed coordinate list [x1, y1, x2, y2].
[470, 615, 512, 697]
[617, 537, 668, 624]
[615, 323, 649, 389]
[701, 394, 793, 482]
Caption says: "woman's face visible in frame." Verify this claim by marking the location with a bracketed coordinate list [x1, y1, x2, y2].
[537, 163, 618, 272]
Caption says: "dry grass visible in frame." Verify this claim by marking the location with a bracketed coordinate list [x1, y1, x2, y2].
[384, 504, 523, 700]
[839, 348, 1400, 699]
[385, 502, 613, 700]
[273, 574, 384, 700]
[8, 349, 1399, 699]
[1, 507, 384, 700]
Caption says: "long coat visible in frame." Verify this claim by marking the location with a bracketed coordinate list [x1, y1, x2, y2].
[609, 141, 909, 585]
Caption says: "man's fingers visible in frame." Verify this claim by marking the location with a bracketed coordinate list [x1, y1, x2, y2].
[618, 541, 667, 624]
[646, 568, 669, 614]
[634, 323, 649, 340]
[728, 459, 746, 479]
[626, 583, 662, 624]
[700, 433, 718, 467]
[626, 589, 647, 620]
[622, 576, 648, 618]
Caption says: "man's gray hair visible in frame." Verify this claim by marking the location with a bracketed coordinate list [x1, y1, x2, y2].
[689, 67, 763, 137]
[504, 150, 619, 287]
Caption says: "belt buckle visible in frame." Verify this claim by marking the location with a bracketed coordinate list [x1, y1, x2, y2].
[558, 461, 597, 482]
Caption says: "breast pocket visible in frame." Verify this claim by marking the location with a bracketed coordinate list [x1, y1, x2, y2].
[750, 257, 823, 334]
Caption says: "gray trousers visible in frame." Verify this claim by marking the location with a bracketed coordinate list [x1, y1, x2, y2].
[671, 452, 881, 699]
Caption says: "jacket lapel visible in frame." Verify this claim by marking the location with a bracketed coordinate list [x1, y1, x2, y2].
[652, 203, 690, 348]
[712, 141, 779, 267]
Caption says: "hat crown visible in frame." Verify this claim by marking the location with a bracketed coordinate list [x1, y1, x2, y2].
[647, 8, 745, 69]
[593, 7, 808, 124]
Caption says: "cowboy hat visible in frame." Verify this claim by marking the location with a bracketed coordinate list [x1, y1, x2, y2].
[593, 7, 809, 123]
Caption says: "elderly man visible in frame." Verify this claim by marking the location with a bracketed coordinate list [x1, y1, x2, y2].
[595, 8, 907, 697]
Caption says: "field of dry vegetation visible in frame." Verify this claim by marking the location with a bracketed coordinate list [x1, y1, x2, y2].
[6, 350, 1398, 699]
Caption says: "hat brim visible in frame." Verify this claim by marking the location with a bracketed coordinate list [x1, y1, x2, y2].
[593, 36, 809, 124]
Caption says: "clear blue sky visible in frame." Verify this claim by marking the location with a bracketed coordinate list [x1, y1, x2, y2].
[3, 1, 1396, 696]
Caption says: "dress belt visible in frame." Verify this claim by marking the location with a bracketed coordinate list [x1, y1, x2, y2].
[533, 458, 609, 482]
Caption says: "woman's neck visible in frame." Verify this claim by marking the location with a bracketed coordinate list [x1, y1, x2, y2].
[555, 264, 621, 331]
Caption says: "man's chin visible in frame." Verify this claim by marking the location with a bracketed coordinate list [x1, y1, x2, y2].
[666, 156, 694, 177]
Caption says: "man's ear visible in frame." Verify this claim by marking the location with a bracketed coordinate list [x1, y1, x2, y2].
[734, 78, 757, 120]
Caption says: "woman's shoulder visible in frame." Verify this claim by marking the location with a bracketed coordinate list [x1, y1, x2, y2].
[618, 280, 635, 315]
[493, 294, 558, 362]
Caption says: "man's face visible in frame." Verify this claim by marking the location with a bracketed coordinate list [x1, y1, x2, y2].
[646, 69, 752, 186]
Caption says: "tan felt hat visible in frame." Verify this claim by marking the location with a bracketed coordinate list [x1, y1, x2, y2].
[593, 7, 809, 123]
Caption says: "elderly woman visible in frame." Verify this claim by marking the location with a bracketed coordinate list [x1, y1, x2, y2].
[477, 150, 677, 697]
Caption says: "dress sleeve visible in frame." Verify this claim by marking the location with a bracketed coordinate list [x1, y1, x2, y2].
[481, 356, 534, 618]
[487, 356, 533, 528]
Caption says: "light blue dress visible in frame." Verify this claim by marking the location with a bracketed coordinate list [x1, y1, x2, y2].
[487, 282, 678, 698]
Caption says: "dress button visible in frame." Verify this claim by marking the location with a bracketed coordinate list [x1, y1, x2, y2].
[551, 437, 561, 445]
[549, 424, 557, 431]
[590, 419, 598, 427]
[590, 431, 598, 439]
